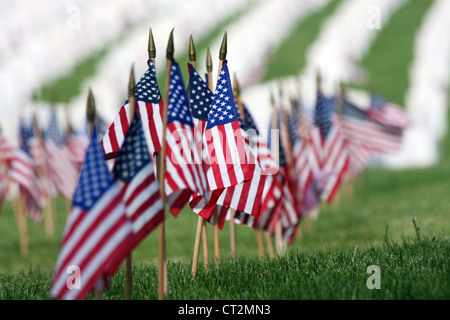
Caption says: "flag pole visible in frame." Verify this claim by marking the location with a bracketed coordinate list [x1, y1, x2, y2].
[233, 73, 265, 260]
[86, 87, 103, 300]
[124, 66, 136, 300]
[157, 28, 174, 300]
[217, 32, 236, 261]
[206, 47, 221, 266]
[189, 35, 210, 279]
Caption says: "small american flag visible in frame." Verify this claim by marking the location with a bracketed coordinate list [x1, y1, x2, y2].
[203, 60, 251, 191]
[367, 93, 409, 130]
[164, 61, 205, 216]
[44, 110, 79, 200]
[113, 114, 164, 252]
[101, 59, 164, 159]
[311, 91, 350, 203]
[187, 63, 224, 219]
[50, 129, 134, 300]
[340, 97, 403, 154]
[9, 118, 44, 223]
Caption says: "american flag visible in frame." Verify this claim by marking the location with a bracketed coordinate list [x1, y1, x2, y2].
[44, 109, 79, 200]
[186, 63, 224, 219]
[164, 61, 205, 216]
[113, 114, 164, 252]
[340, 97, 403, 154]
[226, 105, 281, 232]
[211, 107, 264, 218]
[101, 59, 164, 159]
[202, 60, 252, 191]
[310, 91, 350, 203]
[277, 113, 301, 243]
[9, 119, 44, 223]
[50, 129, 134, 300]
[367, 93, 409, 130]
[290, 111, 314, 215]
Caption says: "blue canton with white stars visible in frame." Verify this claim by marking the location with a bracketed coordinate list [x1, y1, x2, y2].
[343, 98, 370, 121]
[370, 93, 387, 110]
[287, 112, 299, 147]
[167, 61, 193, 127]
[314, 91, 334, 139]
[126, 59, 161, 105]
[19, 118, 33, 156]
[46, 109, 66, 146]
[243, 104, 260, 135]
[113, 115, 152, 183]
[187, 64, 213, 122]
[72, 129, 114, 211]
[206, 61, 238, 129]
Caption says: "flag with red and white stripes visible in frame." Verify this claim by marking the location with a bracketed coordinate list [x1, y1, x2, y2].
[101, 59, 164, 159]
[310, 91, 350, 203]
[340, 97, 403, 154]
[367, 93, 409, 130]
[113, 114, 164, 252]
[186, 63, 223, 218]
[164, 61, 206, 216]
[202, 60, 252, 191]
[50, 129, 134, 300]
[4, 120, 44, 223]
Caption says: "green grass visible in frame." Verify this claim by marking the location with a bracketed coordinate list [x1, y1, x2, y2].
[1, 231, 448, 300]
[262, 0, 342, 82]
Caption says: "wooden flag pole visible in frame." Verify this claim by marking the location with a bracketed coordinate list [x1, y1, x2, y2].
[189, 35, 209, 280]
[86, 88, 103, 300]
[206, 47, 221, 266]
[233, 73, 265, 259]
[124, 65, 137, 300]
[264, 232, 275, 259]
[156, 28, 174, 300]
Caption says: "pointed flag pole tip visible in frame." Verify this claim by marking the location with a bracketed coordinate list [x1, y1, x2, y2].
[206, 47, 213, 72]
[128, 65, 136, 97]
[189, 35, 196, 62]
[233, 73, 240, 97]
[86, 88, 96, 124]
[219, 31, 227, 60]
[148, 28, 156, 59]
[166, 29, 174, 60]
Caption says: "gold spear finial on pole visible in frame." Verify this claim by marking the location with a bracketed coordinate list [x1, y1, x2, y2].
[86, 88, 96, 133]
[166, 28, 175, 60]
[128, 65, 136, 98]
[148, 27, 156, 59]
[206, 47, 213, 73]
[219, 31, 227, 60]
[189, 34, 196, 62]
[232, 72, 239, 98]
